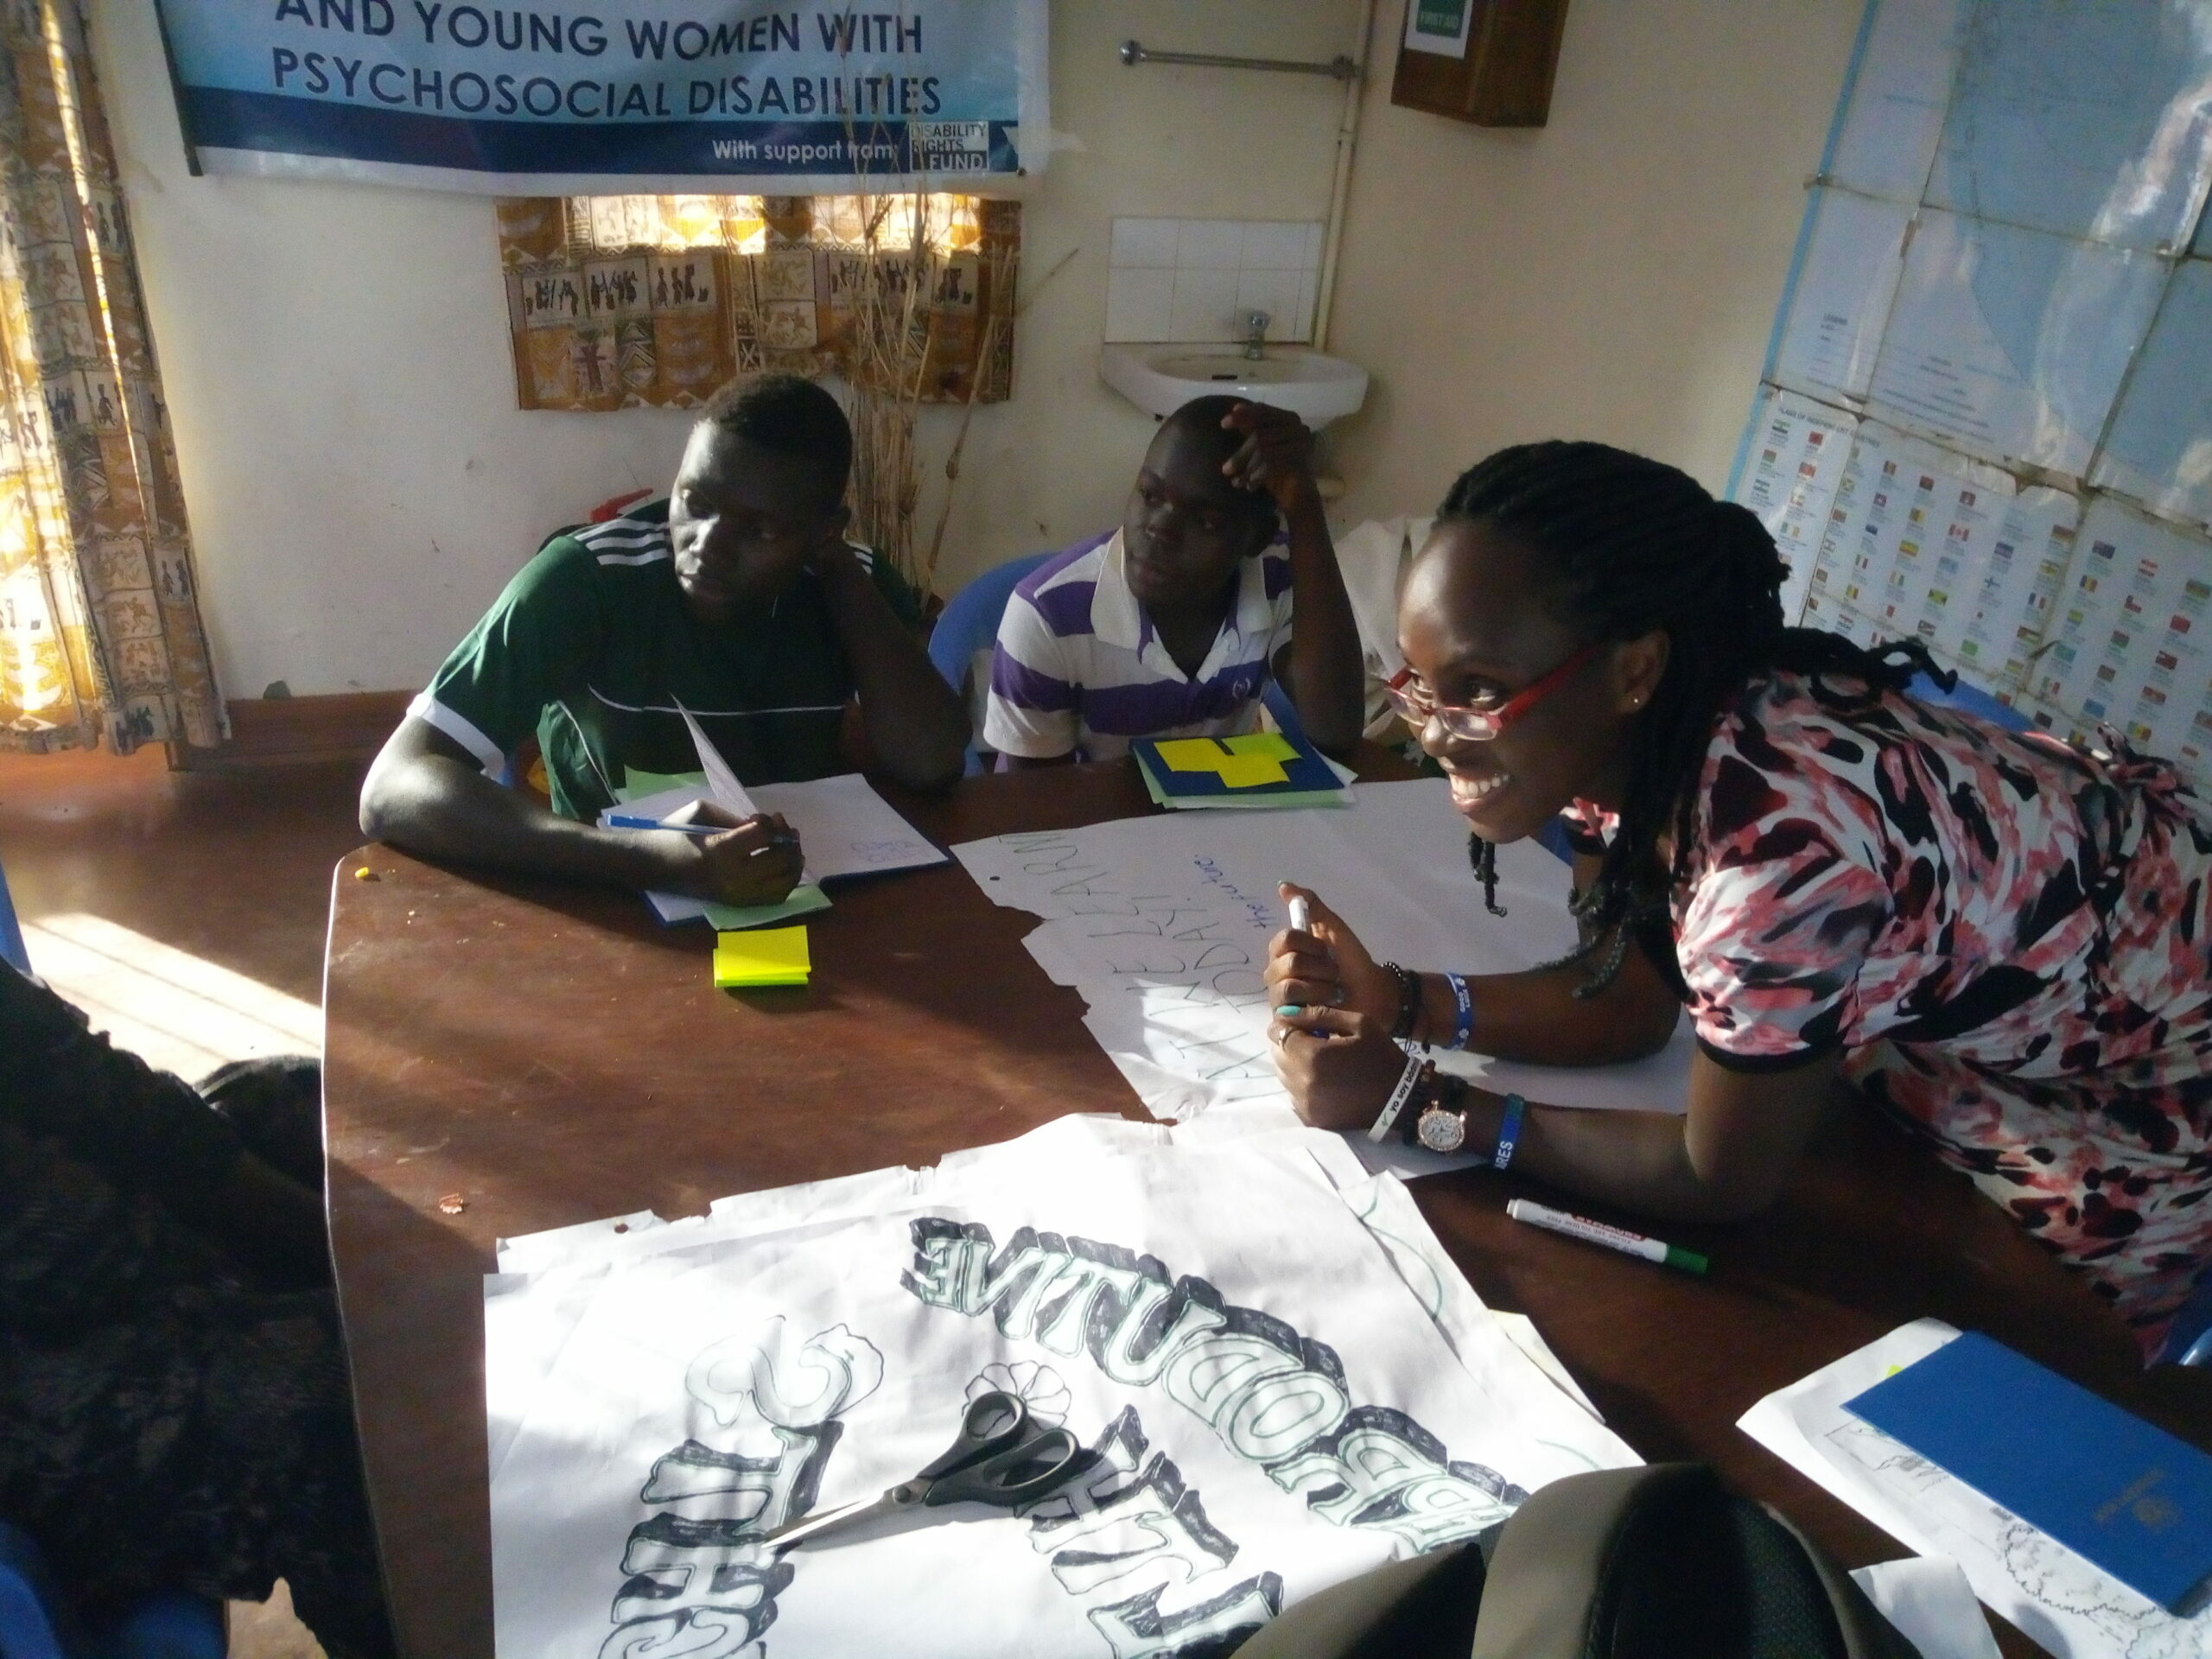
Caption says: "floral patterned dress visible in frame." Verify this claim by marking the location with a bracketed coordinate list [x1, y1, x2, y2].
[1571, 671, 2212, 1358]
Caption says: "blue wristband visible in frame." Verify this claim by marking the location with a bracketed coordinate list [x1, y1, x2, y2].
[1443, 973, 1474, 1052]
[1491, 1092, 1527, 1171]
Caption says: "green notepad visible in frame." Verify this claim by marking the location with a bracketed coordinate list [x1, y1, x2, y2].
[620, 770, 831, 930]
[620, 767, 709, 800]
[702, 884, 830, 931]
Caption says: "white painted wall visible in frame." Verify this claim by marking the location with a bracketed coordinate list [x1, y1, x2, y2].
[1327, 0, 1866, 527]
[87, 0, 1358, 697]
[88, 0, 1862, 699]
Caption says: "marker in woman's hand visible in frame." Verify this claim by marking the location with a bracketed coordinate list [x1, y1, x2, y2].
[1278, 891, 1317, 1015]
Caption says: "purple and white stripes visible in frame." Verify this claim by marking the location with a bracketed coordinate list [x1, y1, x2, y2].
[982, 528, 1294, 762]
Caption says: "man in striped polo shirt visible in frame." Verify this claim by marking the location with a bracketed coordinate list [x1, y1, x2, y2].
[983, 397, 1363, 766]
[360, 376, 968, 906]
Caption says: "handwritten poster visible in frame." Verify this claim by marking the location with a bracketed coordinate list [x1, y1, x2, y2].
[486, 1116, 1637, 1656]
[953, 780, 1694, 1150]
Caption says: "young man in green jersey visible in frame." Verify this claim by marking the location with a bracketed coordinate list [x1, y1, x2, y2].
[360, 376, 969, 906]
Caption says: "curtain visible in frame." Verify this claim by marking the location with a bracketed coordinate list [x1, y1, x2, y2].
[0, 0, 221, 753]
[494, 193, 1020, 415]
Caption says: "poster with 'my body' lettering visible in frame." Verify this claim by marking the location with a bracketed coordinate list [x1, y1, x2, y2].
[486, 1128, 1636, 1657]
[152, 0, 1046, 194]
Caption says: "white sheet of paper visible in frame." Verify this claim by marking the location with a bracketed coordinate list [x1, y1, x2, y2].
[487, 1122, 1637, 1657]
[1738, 1321, 2212, 1659]
[749, 772, 950, 881]
[485, 1115, 1500, 1452]
[1851, 1556, 2003, 1659]
[955, 779, 1693, 1129]
[1328, 1167, 1608, 1426]
[677, 698, 759, 818]
[606, 772, 944, 919]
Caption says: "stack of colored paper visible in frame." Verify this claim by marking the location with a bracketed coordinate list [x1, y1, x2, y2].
[712, 925, 810, 988]
[1132, 730, 1355, 809]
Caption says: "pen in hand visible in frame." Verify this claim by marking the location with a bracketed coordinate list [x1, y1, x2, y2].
[606, 813, 718, 837]
[1278, 888, 1324, 1017]
[609, 810, 801, 857]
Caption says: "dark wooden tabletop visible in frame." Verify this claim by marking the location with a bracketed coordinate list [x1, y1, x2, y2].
[322, 755, 2211, 1659]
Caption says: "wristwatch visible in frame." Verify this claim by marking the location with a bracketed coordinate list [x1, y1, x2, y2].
[1410, 1077, 1473, 1154]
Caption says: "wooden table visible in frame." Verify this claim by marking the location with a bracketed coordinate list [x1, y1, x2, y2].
[323, 758, 2211, 1659]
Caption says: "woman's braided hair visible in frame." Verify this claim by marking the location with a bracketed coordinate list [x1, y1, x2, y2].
[1437, 441, 1949, 994]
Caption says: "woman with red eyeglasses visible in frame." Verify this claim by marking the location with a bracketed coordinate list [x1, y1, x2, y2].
[1266, 441, 2212, 1363]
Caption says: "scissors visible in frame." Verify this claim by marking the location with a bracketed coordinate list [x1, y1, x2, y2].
[760, 1390, 1084, 1554]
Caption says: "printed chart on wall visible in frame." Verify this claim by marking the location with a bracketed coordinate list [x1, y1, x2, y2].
[151, 0, 1048, 193]
[1728, 0, 2212, 790]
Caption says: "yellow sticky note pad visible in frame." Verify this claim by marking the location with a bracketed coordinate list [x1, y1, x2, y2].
[714, 925, 811, 988]
[1224, 731, 1300, 761]
[1154, 737, 1290, 788]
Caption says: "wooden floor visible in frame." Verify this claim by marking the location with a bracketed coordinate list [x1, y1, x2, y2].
[0, 741, 377, 1659]
[0, 743, 371, 1001]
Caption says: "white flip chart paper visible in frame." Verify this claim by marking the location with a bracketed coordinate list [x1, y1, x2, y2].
[953, 780, 1692, 1153]
[486, 1116, 1637, 1658]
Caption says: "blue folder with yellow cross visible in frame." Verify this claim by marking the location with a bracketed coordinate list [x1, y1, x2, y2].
[1129, 731, 1354, 809]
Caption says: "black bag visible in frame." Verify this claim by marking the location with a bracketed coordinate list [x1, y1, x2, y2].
[1237, 1464, 1925, 1659]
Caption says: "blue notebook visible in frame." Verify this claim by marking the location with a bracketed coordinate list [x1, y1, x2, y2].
[1844, 1331, 2212, 1615]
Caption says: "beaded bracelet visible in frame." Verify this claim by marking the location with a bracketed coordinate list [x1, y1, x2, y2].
[1382, 962, 1421, 1043]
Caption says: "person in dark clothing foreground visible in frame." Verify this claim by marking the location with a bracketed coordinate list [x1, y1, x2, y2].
[0, 962, 395, 1658]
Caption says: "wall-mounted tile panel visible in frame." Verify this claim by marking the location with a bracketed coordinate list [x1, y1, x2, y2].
[1105, 217, 1324, 344]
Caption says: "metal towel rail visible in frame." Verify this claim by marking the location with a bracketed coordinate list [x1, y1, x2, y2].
[1117, 40, 1360, 81]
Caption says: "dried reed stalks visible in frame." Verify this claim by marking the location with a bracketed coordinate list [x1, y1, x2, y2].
[840, 193, 937, 592]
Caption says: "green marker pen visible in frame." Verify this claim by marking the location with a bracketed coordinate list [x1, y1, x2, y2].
[1505, 1198, 1709, 1274]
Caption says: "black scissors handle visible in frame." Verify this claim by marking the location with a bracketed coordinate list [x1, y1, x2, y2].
[909, 1390, 1083, 1508]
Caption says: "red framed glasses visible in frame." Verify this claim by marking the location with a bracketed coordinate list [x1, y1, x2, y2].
[1385, 640, 1607, 741]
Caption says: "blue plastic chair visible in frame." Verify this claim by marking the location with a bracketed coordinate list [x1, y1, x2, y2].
[1904, 669, 2032, 733]
[929, 552, 1055, 774]
[0, 854, 28, 975]
[2164, 1271, 2212, 1367]
[0, 1523, 224, 1658]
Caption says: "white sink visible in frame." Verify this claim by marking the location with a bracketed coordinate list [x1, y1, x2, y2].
[1101, 342, 1370, 429]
